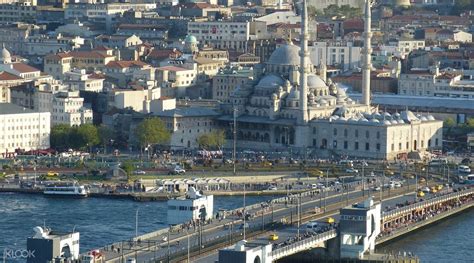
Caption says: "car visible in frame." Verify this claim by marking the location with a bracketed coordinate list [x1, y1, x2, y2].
[461, 158, 471, 165]
[269, 233, 279, 241]
[419, 177, 426, 183]
[394, 182, 402, 188]
[345, 168, 359, 173]
[168, 166, 186, 175]
[133, 170, 146, 175]
[417, 191, 425, 197]
[267, 186, 278, 191]
[458, 165, 471, 174]
[371, 186, 381, 191]
[421, 186, 431, 193]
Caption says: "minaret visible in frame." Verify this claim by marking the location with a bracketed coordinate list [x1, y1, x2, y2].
[361, 0, 372, 106]
[298, 0, 309, 124]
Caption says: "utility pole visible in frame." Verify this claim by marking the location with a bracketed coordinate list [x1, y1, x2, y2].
[415, 173, 418, 202]
[135, 208, 139, 238]
[233, 107, 237, 176]
[297, 195, 300, 239]
[324, 169, 328, 212]
[243, 182, 246, 240]
[167, 227, 171, 263]
[187, 229, 190, 263]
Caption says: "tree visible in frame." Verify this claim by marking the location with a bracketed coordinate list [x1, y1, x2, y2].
[444, 117, 456, 128]
[135, 118, 171, 149]
[77, 124, 100, 150]
[197, 130, 226, 150]
[121, 160, 134, 180]
[50, 124, 72, 150]
[98, 125, 115, 151]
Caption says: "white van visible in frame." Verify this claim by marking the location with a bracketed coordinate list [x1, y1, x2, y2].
[458, 165, 471, 173]
[339, 160, 354, 167]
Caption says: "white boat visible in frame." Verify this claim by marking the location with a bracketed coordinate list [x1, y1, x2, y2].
[43, 183, 89, 197]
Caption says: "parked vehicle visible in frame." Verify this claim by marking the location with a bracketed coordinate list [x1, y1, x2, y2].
[458, 165, 471, 174]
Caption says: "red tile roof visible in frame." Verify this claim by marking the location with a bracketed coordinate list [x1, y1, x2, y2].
[11, 63, 40, 73]
[0, 71, 22, 81]
[106, 60, 149, 69]
[157, 65, 189, 71]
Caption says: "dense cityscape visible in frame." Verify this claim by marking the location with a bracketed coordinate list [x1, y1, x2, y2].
[0, 0, 473, 262]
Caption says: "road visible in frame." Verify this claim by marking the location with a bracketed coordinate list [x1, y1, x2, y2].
[95, 175, 423, 262]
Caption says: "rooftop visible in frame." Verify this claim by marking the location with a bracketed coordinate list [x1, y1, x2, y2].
[0, 103, 36, 114]
[153, 107, 219, 118]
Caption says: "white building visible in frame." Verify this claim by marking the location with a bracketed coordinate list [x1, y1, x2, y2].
[399, 66, 474, 99]
[156, 65, 198, 98]
[187, 20, 268, 52]
[52, 91, 93, 126]
[309, 41, 362, 71]
[0, 103, 50, 156]
[386, 40, 425, 59]
[167, 187, 213, 225]
[64, 69, 105, 92]
[109, 87, 161, 113]
[23, 34, 84, 56]
[152, 107, 220, 149]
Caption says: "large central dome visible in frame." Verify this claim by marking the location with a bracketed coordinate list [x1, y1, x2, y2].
[267, 44, 301, 66]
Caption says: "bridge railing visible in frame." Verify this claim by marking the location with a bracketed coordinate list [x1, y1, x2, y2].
[269, 229, 337, 259]
[382, 188, 474, 220]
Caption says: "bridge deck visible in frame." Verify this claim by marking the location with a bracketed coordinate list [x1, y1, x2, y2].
[269, 229, 337, 260]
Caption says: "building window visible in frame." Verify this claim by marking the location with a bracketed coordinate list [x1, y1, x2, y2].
[376, 131, 380, 139]
[365, 143, 370, 151]
[355, 142, 359, 150]
[435, 138, 439, 146]
[333, 140, 337, 148]
[333, 128, 337, 136]
[406, 142, 409, 149]
[344, 129, 348, 137]
[376, 143, 380, 151]
[344, 141, 348, 149]
[355, 130, 359, 138]
[365, 131, 369, 138]
[391, 143, 394, 151]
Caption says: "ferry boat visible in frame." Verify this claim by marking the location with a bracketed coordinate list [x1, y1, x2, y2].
[43, 183, 89, 197]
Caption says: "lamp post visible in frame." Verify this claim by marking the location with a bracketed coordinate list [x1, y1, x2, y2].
[135, 208, 139, 238]
[233, 107, 237, 176]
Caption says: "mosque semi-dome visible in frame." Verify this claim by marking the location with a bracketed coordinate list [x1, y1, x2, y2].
[267, 44, 301, 66]
[256, 74, 285, 89]
[307, 74, 326, 89]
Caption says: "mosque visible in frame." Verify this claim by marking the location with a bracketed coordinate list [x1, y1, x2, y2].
[218, 0, 443, 160]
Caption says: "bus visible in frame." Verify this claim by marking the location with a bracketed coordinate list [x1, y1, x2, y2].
[460, 174, 474, 185]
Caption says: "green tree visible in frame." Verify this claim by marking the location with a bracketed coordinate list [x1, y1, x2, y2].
[197, 134, 212, 149]
[135, 118, 171, 149]
[50, 124, 71, 150]
[121, 160, 134, 180]
[197, 130, 226, 150]
[98, 125, 115, 151]
[444, 117, 456, 128]
[77, 124, 100, 150]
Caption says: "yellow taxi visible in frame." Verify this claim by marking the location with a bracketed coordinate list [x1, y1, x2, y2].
[417, 191, 425, 197]
[326, 217, 335, 224]
[269, 233, 279, 241]
[430, 186, 438, 193]
[437, 185, 443, 190]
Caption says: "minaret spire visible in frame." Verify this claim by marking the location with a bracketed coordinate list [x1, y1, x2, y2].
[298, 0, 309, 124]
[361, 0, 372, 106]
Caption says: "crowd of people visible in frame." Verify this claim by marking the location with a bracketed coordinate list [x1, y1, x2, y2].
[272, 223, 338, 251]
[379, 190, 474, 238]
